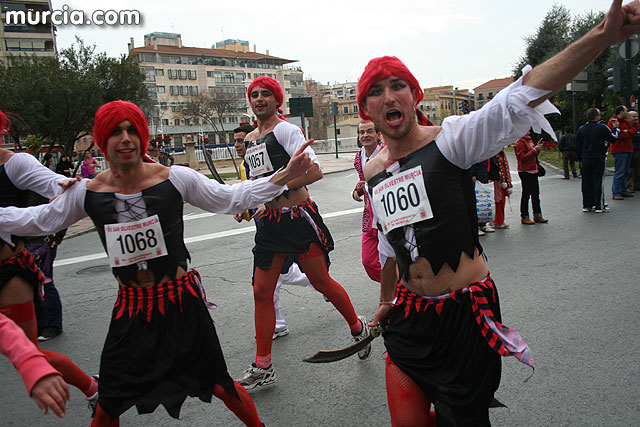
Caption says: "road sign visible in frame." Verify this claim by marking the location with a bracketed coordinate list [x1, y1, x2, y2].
[289, 97, 314, 117]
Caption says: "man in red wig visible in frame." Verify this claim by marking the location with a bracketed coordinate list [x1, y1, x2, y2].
[0, 100, 313, 426]
[235, 76, 371, 390]
[359, 2, 640, 425]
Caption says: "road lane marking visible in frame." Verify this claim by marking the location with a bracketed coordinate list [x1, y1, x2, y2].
[54, 207, 363, 267]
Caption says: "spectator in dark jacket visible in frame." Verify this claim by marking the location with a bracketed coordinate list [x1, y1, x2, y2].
[558, 126, 578, 179]
[576, 108, 619, 212]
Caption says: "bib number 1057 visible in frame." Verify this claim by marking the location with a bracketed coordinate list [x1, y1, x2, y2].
[245, 143, 273, 176]
[105, 214, 168, 267]
[371, 165, 433, 233]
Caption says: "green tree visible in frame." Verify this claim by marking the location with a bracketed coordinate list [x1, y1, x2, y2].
[513, 6, 615, 132]
[0, 37, 150, 156]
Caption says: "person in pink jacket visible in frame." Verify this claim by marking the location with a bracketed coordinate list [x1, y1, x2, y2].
[1, 312, 69, 417]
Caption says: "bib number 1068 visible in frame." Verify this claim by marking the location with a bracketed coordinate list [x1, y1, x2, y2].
[379, 183, 421, 216]
[116, 229, 158, 254]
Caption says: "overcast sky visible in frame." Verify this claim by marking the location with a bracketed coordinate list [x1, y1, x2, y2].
[52, 0, 611, 91]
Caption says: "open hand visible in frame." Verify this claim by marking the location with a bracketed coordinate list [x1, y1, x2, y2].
[31, 374, 69, 418]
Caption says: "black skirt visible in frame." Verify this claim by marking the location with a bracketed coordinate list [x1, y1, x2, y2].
[383, 278, 503, 422]
[253, 198, 334, 270]
[97, 270, 237, 419]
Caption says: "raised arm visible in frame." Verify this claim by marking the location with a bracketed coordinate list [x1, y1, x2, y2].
[524, 0, 640, 106]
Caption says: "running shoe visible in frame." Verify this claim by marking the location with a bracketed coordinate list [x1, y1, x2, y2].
[352, 315, 371, 360]
[272, 328, 289, 340]
[86, 375, 99, 416]
[237, 364, 276, 390]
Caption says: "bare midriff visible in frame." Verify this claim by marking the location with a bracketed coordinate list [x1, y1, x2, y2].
[266, 186, 310, 210]
[405, 249, 489, 296]
[117, 266, 187, 288]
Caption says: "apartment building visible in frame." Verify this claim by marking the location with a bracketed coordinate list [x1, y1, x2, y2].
[129, 32, 304, 147]
[473, 77, 514, 109]
[0, 0, 57, 63]
[420, 86, 474, 124]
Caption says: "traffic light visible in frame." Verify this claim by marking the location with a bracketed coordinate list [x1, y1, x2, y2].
[607, 66, 622, 92]
[458, 100, 464, 114]
[463, 100, 470, 114]
[330, 102, 339, 116]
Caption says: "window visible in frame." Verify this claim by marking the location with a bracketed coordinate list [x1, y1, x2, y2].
[161, 119, 169, 126]
[478, 93, 484, 100]
[236, 72, 244, 82]
[214, 72, 222, 84]
[174, 119, 180, 126]
[155, 69, 164, 76]
[343, 106, 349, 114]
[189, 70, 197, 80]
[169, 86, 178, 95]
[223, 72, 234, 84]
[168, 69, 178, 79]
[207, 71, 215, 78]
[488, 92, 493, 99]
[157, 86, 166, 93]
[189, 86, 198, 95]
[179, 69, 188, 79]
[178, 86, 186, 95]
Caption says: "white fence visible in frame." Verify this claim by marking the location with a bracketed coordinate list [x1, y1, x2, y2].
[190, 137, 360, 162]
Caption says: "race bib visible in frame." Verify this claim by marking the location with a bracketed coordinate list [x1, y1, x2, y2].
[371, 166, 433, 233]
[104, 215, 168, 267]
[245, 143, 274, 176]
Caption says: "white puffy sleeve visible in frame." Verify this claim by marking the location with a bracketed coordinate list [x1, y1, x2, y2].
[169, 166, 287, 214]
[436, 65, 560, 170]
[5, 153, 67, 198]
[273, 122, 319, 165]
[0, 180, 89, 245]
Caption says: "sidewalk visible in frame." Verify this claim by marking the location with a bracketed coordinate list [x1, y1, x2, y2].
[65, 153, 356, 239]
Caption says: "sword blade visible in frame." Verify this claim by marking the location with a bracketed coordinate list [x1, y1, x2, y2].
[303, 325, 382, 363]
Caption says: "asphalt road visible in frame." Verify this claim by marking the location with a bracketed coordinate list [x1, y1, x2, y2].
[2, 161, 639, 426]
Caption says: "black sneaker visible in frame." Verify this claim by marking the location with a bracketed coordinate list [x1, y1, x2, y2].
[37, 330, 61, 342]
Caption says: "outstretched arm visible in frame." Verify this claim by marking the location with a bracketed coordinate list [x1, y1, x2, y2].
[0, 181, 88, 245]
[525, 0, 640, 106]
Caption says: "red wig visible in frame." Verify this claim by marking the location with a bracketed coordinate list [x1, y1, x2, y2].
[247, 77, 284, 108]
[92, 101, 150, 160]
[357, 56, 429, 126]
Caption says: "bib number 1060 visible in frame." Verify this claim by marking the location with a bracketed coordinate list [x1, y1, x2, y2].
[379, 183, 421, 216]
[116, 229, 158, 254]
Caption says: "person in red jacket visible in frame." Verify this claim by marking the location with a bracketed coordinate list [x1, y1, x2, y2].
[607, 105, 636, 199]
[1, 312, 69, 418]
[515, 130, 549, 224]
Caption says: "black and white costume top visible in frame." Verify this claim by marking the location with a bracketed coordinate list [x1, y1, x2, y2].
[245, 121, 318, 179]
[0, 153, 66, 246]
[0, 166, 288, 280]
[367, 66, 558, 280]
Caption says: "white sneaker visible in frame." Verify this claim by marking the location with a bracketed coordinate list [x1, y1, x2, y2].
[272, 328, 289, 340]
[478, 228, 486, 236]
[352, 315, 371, 360]
[237, 364, 276, 390]
[480, 224, 495, 233]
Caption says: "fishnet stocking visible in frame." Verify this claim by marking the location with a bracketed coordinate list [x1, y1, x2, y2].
[385, 355, 436, 427]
